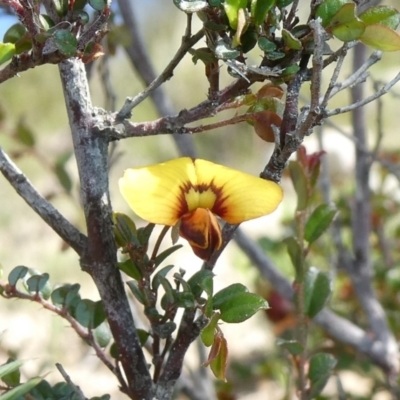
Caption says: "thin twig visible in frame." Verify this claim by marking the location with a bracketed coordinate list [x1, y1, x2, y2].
[56, 363, 87, 400]
[327, 69, 400, 117]
[323, 51, 382, 103]
[116, 0, 197, 157]
[2, 287, 125, 389]
[116, 28, 205, 120]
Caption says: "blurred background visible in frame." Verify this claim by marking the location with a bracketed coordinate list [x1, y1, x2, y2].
[1, 0, 400, 399]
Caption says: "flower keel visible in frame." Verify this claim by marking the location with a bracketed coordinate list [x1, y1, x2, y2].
[179, 208, 222, 261]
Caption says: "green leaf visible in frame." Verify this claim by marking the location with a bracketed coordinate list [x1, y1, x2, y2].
[284, 237, 304, 278]
[127, 280, 146, 305]
[3, 24, 26, 44]
[304, 203, 337, 244]
[276, 0, 293, 7]
[152, 265, 174, 291]
[153, 321, 177, 338]
[277, 339, 303, 356]
[188, 269, 215, 298]
[117, 258, 142, 280]
[159, 276, 176, 310]
[137, 223, 155, 246]
[332, 18, 365, 42]
[0, 377, 42, 400]
[0, 42, 15, 65]
[282, 28, 302, 50]
[189, 47, 217, 65]
[55, 152, 72, 193]
[281, 64, 300, 77]
[359, 6, 400, 30]
[258, 37, 276, 52]
[251, 0, 275, 26]
[199, 273, 214, 299]
[51, 283, 81, 309]
[53, 29, 77, 56]
[308, 353, 337, 398]
[93, 301, 107, 328]
[154, 245, 183, 267]
[15, 119, 35, 147]
[8, 266, 28, 286]
[0, 360, 23, 379]
[224, 0, 247, 29]
[304, 267, 332, 318]
[201, 312, 220, 347]
[288, 161, 308, 211]
[315, 0, 349, 27]
[28, 379, 53, 398]
[209, 0, 222, 6]
[25, 273, 51, 298]
[137, 329, 150, 346]
[173, 0, 208, 13]
[74, 299, 95, 328]
[175, 291, 196, 308]
[3, 24, 31, 54]
[89, 0, 107, 11]
[210, 334, 228, 380]
[212, 283, 248, 309]
[53, 0, 68, 16]
[360, 24, 400, 51]
[93, 322, 111, 347]
[240, 28, 258, 53]
[39, 15, 55, 30]
[218, 292, 269, 323]
[113, 212, 139, 248]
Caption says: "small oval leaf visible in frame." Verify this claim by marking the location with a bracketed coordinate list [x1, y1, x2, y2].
[53, 29, 77, 56]
[219, 292, 269, 323]
[212, 283, 248, 310]
[360, 24, 400, 51]
[304, 267, 332, 318]
[308, 353, 337, 398]
[359, 6, 400, 30]
[304, 203, 337, 243]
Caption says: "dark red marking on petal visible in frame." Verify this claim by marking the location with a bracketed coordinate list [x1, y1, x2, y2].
[179, 208, 222, 261]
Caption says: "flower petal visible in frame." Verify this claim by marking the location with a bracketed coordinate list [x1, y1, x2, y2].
[179, 208, 222, 260]
[193, 159, 283, 224]
[119, 158, 198, 226]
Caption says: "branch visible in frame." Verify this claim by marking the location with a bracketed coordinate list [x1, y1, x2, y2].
[56, 364, 86, 400]
[155, 311, 209, 400]
[323, 50, 382, 103]
[116, 28, 205, 120]
[0, 52, 72, 84]
[105, 77, 255, 141]
[58, 58, 153, 399]
[0, 146, 87, 255]
[348, 44, 399, 385]
[326, 69, 400, 117]
[116, 0, 198, 157]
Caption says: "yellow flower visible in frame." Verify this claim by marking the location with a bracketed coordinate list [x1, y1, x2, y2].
[119, 158, 283, 260]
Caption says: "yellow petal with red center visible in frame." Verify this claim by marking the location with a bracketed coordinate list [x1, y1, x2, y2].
[119, 158, 198, 226]
[179, 208, 222, 261]
[119, 157, 283, 226]
[192, 159, 283, 224]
